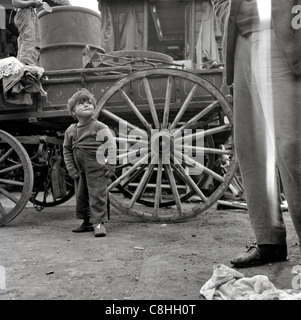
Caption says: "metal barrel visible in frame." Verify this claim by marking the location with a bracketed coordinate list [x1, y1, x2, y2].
[38, 6, 104, 70]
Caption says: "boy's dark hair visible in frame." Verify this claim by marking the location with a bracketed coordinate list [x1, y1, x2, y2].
[67, 89, 97, 115]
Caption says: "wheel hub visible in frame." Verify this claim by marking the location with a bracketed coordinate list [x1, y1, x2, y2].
[150, 130, 174, 162]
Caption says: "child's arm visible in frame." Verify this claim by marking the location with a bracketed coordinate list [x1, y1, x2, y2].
[12, 0, 43, 9]
[63, 129, 79, 179]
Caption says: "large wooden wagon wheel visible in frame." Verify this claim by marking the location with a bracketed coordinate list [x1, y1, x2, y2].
[94, 68, 238, 222]
[0, 130, 34, 226]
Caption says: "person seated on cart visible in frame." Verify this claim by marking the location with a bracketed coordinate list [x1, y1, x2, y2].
[12, 0, 43, 66]
[63, 89, 117, 238]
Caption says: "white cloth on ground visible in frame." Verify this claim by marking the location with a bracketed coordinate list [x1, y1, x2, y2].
[200, 264, 301, 300]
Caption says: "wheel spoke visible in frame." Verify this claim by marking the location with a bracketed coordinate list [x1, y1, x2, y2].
[30, 178, 44, 201]
[108, 152, 151, 191]
[177, 145, 234, 156]
[129, 162, 156, 208]
[0, 187, 19, 204]
[119, 89, 152, 132]
[65, 180, 74, 189]
[174, 150, 225, 182]
[100, 109, 148, 138]
[154, 157, 163, 214]
[170, 83, 199, 130]
[120, 164, 148, 188]
[142, 77, 160, 129]
[175, 124, 232, 144]
[0, 178, 24, 186]
[0, 163, 23, 174]
[117, 146, 148, 162]
[164, 164, 183, 215]
[0, 147, 14, 163]
[115, 162, 134, 172]
[116, 156, 150, 172]
[162, 75, 173, 129]
[173, 101, 219, 135]
[171, 159, 209, 203]
[115, 137, 148, 145]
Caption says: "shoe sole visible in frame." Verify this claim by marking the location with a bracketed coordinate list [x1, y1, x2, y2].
[72, 227, 94, 233]
[231, 257, 289, 268]
[231, 261, 264, 268]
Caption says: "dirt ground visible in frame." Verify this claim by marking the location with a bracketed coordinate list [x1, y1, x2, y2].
[0, 196, 300, 301]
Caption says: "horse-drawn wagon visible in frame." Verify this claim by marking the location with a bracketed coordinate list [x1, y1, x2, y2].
[0, 1, 238, 226]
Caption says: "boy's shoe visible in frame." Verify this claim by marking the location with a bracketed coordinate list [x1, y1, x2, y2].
[93, 223, 106, 237]
[72, 222, 93, 233]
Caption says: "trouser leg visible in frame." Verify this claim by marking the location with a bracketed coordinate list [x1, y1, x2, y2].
[262, 33, 301, 245]
[251, 29, 301, 245]
[233, 31, 286, 245]
[75, 172, 91, 221]
[85, 160, 108, 224]
[14, 10, 40, 65]
[73, 149, 90, 221]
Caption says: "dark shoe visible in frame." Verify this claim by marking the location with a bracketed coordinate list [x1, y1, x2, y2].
[230, 243, 288, 268]
[72, 222, 93, 233]
[93, 223, 106, 237]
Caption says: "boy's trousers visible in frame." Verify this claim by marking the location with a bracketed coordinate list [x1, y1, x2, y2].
[73, 148, 108, 224]
[233, 28, 301, 245]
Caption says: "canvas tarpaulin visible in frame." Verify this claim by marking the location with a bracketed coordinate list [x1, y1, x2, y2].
[196, 1, 220, 68]
[99, 0, 114, 53]
[119, 4, 142, 51]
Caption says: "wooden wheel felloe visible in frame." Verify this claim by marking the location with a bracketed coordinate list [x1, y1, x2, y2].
[0, 130, 34, 226]
[94, 68, 238, 222]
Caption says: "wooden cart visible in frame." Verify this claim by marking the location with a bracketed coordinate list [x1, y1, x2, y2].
[0, 2, 238, 225]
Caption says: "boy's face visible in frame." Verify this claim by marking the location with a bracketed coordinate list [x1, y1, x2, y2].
[73, 99, 95, 119]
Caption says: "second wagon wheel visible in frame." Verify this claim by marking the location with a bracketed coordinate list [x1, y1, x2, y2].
[0, 130, 34, 226]
[94, 68, 238, 222]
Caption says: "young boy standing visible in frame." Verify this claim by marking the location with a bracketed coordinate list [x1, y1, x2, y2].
[63, 89, 116, 237]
